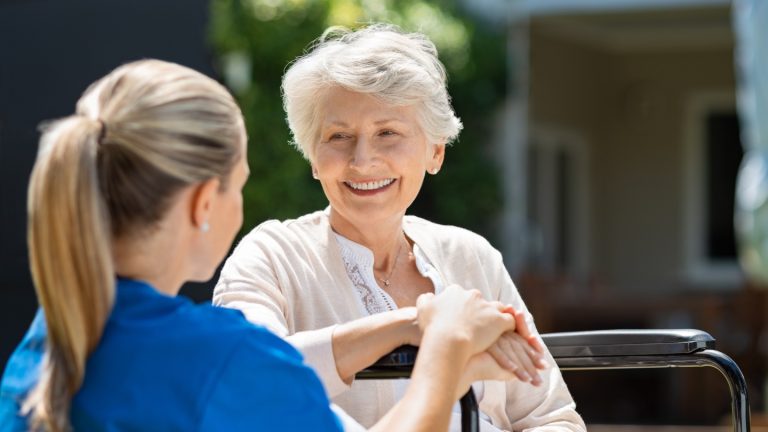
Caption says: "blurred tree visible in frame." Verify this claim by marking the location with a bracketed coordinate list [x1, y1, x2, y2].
[209, 0, 506, 240]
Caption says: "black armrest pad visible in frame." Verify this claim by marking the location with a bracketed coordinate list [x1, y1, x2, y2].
[372, 345, 418, 367]
[356, 345, 418, 379]
[541, 329, 715, 357]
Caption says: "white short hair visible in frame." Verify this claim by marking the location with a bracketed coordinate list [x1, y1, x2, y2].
[282, 24, 463, 160]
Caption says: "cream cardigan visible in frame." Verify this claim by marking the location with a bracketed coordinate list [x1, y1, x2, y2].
[213, 210, 586, 431]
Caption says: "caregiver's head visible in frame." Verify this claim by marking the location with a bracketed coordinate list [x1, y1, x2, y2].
[24, 59, 246, 431]
[282, 24, 462, 227]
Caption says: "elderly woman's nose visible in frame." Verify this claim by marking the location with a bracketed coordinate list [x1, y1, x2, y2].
[349, 139, 377, 168]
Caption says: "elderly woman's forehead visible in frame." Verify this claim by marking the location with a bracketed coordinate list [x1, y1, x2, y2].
[281, 26, 462, 159]
[318, 88, 420, 116]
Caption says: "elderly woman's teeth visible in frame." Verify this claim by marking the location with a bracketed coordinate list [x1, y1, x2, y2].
[347, 179, 394, 190]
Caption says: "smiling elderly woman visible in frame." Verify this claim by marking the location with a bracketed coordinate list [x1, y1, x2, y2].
[213, 25, 586, 431]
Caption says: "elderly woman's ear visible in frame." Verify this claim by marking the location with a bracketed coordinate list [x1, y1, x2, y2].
[428, 143, 446, 175]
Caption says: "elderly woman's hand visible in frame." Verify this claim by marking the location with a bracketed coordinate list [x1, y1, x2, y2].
[487, 330, 548, 386]
[455, 352, 518, 400]
[415, 287, 547, 387]
[486, 307, 548, 386]
[416, 285, 517, 356]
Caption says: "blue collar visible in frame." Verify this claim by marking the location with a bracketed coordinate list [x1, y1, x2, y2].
[111, 278, 189, 323]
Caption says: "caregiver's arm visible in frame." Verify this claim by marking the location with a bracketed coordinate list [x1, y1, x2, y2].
[370, 286, 517, 432]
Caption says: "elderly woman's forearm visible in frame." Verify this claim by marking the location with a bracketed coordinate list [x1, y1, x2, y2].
[331, 307, 419, 382]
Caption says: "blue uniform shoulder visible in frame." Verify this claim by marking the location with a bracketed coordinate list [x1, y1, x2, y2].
[72, 296, 313, 430]
[0, 309, 46, 432]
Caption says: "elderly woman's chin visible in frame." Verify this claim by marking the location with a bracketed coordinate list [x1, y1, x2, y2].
[331, 187, 422, 226]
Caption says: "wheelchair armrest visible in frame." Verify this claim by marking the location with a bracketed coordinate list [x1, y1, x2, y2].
[541, 329, 716, 358]
[356, 345, 418, 379]
[541, 330, 749, 432]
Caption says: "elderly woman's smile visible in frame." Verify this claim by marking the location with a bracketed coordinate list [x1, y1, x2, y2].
[345, 178, 396, 192]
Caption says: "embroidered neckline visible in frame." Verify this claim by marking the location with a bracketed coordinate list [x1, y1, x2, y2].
[333, 232, 442, 316]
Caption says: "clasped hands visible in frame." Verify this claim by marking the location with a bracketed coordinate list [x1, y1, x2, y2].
[414, 285, 548, 396]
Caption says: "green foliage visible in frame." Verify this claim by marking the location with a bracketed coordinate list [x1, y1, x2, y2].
[209, 0, 506, 239]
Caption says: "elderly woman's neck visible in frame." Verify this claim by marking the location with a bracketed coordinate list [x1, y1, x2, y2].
[329, 211, 406, 264]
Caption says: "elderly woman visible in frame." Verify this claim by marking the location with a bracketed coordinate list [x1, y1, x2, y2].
[214, 25, 585, 431]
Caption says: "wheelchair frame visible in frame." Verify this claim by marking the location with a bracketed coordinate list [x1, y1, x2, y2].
[357, 329, 751, 432]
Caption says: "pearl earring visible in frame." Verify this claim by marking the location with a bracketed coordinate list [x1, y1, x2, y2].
[430, 168, 439, 175]
[201, 221, 210, 233]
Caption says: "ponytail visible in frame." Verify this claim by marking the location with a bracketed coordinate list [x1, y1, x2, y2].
[19, 59, 243, 431]
[23, 116, 115, 432]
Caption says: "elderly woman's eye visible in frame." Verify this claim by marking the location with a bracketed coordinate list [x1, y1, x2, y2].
[379, 130, 398, 137]
[329, 133, 349, 141]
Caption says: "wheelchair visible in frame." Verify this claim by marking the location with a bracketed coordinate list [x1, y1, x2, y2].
[357, 329, 750, 432]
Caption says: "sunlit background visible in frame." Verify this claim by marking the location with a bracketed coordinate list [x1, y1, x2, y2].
[1, 0, 765, 429]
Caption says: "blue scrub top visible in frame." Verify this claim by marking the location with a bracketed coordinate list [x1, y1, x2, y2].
[0, 279, 343, 431]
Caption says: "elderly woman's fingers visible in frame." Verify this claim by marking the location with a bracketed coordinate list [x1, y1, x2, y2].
[527, 334, 546, 355]
[487, 344, 519, 372]
[497, 346, 534, 383]
[491, 331, 549, 386]
[509, 331, 547, 370]
[507, 335, 543, 386]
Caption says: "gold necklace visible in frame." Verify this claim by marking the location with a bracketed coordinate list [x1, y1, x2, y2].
[377, 236, 405, 287]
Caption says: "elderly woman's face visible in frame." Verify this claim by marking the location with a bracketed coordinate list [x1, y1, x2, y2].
[313, 87, 444, 230]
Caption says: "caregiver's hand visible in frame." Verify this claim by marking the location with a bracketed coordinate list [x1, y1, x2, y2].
[415, 285, 517, 356]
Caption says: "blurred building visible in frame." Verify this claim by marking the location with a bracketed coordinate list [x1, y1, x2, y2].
[470, 0, 766, 426]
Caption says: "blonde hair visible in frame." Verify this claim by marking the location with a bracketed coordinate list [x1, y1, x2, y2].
[23, 59, 244, 431]
[282, 24, 463, 160]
